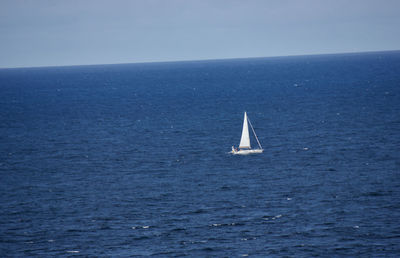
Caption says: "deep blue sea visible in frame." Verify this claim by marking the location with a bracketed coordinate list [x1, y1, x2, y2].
[1, 51, 400, 257]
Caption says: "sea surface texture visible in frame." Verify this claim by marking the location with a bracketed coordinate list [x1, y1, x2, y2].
[1, 51, 400, 257]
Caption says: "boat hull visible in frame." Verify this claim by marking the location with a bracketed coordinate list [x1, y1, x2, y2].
[231, 149, 263, 155]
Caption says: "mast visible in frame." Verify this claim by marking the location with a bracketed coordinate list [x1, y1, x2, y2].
[239, 112, 251, 149]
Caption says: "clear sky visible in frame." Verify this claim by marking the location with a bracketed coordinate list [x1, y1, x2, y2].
[1, 0, 400, 68]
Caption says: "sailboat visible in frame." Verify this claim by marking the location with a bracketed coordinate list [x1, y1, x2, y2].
[231, 112, 263, 155]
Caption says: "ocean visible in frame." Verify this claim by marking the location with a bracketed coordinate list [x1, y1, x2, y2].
[1, 51, 400, 256]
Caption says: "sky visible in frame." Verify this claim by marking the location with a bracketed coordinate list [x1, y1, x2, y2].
[1, 0, 400, 68]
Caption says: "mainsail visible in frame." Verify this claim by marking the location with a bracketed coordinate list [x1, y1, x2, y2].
[239, 112, 251, 149]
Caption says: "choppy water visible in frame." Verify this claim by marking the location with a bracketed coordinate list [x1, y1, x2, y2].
[1, 51, 400, 256]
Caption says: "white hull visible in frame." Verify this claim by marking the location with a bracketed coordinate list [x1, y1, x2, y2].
[231, 149, 263, 155]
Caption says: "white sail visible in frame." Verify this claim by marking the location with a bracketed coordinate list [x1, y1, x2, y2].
[239, 112, 251, 149]
[248, 116, 263, 149]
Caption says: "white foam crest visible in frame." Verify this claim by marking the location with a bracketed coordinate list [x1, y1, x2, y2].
[270, 214, 283, 220]
[185, 240, 208, 244]
[210, 222, 237, 227]
[241, 237, 257, 241]
[132, 225, 150, 229]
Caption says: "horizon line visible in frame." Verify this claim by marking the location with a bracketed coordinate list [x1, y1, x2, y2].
[1, 49, 399, 70]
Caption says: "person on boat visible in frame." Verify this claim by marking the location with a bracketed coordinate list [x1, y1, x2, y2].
[232, 146, 236, 152]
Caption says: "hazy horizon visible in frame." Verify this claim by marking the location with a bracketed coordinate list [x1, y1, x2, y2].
[1, 49, 399, 70]
[1, 0, 400, 69]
